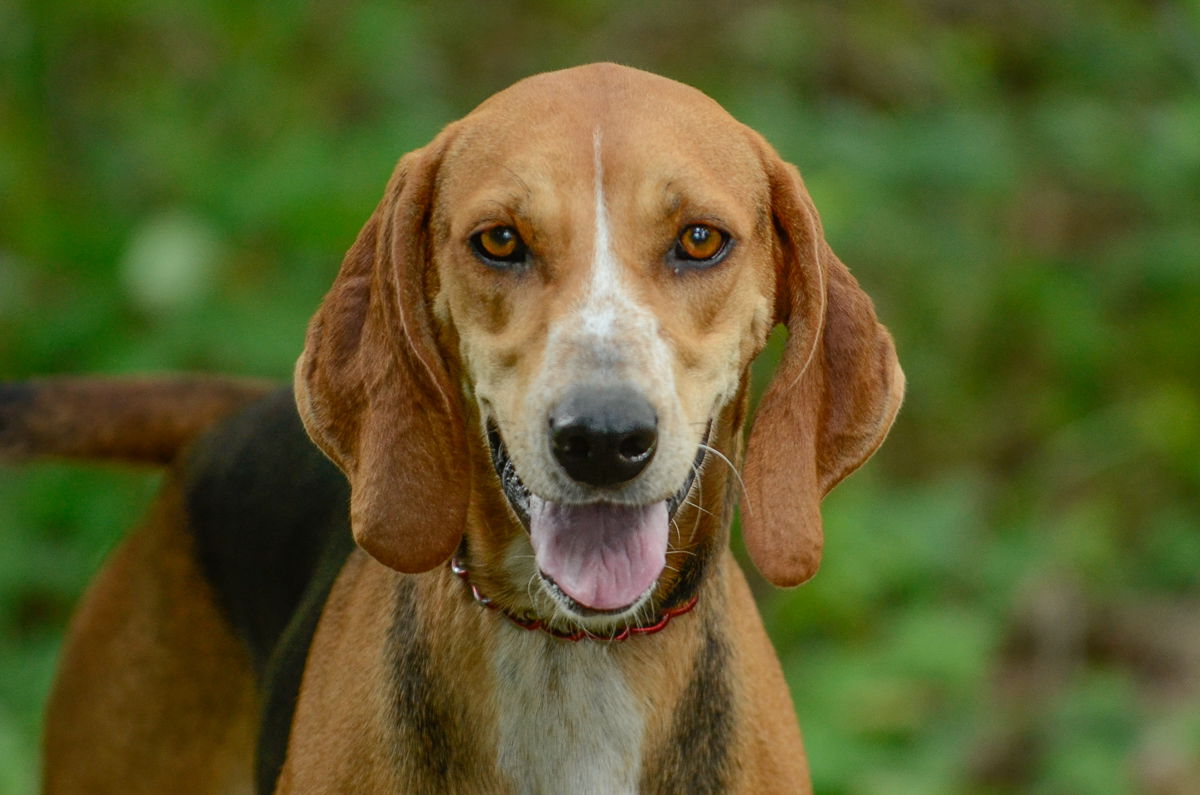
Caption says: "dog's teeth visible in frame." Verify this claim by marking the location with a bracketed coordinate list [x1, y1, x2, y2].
[488, 429, 532, 523]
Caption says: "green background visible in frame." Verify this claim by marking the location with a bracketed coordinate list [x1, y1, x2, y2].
[2, 1, 1199, 792]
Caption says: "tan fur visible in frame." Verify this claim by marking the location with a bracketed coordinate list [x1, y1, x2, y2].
[278, 552, 502, 792]
[1, 376, 271, 465]
[38, 63, 902, 793]
[43, 480, 259, 794]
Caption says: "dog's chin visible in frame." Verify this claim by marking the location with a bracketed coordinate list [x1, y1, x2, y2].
[487, 423, 706, 619]
[540, 575, 657, 623]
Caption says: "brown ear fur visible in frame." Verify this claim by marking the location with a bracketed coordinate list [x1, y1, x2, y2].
[742, 157, 905, 587]
[294, 140, 469, 573]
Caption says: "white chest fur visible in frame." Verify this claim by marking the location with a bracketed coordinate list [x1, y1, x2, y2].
[493, 625, 644, 794]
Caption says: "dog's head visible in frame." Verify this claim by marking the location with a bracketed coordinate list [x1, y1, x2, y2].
[295, 64, 903, 629]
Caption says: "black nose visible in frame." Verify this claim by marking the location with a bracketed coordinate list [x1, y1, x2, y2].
[549, 387, 658, 487]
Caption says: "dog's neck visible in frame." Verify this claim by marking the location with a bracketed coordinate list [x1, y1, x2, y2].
[453, 549, 731, 794]
[491, 618, 648, 793]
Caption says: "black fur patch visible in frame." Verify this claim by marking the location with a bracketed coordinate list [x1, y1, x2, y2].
[388, 579, 480, 788]
[253, 519, 354, 793]
[181, 387, 355, 794]
[642, 624, 734, 793]
[184, 387, 352, 675]
[662, 530, 717, 612]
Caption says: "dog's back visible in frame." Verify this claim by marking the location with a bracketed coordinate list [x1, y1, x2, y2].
[182, 387, 351, 674]
[3, 377, 349, 794]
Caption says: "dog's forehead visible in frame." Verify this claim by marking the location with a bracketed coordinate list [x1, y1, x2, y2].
[469, 64, 735, 132]
[436, 64, 765, 206]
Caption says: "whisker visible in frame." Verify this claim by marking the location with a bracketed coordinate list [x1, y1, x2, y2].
[666, 544, 698, 559]
[670, 514, 697, 553]
[524, 571, 542, 608]
[666, 526, 698, 557]
[634, 597, 651, 629]
[682, 498, 714, 518]
[698, 442, 750, 514]
[687, 459, 706, 541]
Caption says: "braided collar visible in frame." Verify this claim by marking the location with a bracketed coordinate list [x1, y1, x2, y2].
[450, 556, 697, 642]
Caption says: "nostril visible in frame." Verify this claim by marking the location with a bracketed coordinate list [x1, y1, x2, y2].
[556, 431, 592, 462]
[548, 386, 658, 487]
[618, 430, 656, 462]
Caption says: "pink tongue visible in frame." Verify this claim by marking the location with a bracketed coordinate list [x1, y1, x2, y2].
[529, 497, 668, 611]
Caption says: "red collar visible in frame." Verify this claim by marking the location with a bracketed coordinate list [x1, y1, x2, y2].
[450, 556, 697, 642]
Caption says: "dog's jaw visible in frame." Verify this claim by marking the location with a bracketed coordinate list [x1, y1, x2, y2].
[486, 421, 707, 627]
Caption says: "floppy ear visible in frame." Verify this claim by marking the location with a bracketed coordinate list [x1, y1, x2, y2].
[294, 140, 470, 573]
[742, 156, 905, 587]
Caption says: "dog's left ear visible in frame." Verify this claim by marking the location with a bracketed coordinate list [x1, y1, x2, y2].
[294, 136, 470, 573]
[742, 153, 905, 587]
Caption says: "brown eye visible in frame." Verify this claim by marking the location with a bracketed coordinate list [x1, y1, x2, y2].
[471, 226, 527, 266]
[675, 224, 728, 263]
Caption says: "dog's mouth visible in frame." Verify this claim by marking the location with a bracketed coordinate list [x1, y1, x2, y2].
[487, 422, 706, 617]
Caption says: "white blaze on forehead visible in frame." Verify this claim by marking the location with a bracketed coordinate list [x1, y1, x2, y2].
[584, 129, 624, 337]
[581, 130, 663, 358]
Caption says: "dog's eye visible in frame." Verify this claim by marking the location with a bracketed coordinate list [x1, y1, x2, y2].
[674, 224, 729, 264]
[471, 226, 527, 266]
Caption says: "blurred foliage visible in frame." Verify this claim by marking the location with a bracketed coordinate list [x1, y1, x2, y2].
[1, 0, 1198, 792]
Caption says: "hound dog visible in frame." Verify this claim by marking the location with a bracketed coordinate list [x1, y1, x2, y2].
[3, 63, 903, 793]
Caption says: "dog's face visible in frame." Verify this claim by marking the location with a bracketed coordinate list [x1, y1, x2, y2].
[296, 64, 903, 630]
[429, 73, 775, 620]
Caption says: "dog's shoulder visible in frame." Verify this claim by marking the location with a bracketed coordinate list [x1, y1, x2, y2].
[181, 386, 353, 674]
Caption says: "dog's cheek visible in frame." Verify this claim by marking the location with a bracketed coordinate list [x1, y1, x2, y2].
[669, 297, 765, 433]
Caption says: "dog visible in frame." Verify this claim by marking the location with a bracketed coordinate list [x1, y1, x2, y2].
[3, 63, 903, 793]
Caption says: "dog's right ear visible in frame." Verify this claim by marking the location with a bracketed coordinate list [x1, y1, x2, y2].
[741, 153, 905, 588]
[294, 139, 470, 574]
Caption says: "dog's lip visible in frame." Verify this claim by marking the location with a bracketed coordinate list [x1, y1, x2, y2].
[484, 421, 709, 529]
[539, 575, 655, 617]
[488, 423, 533, 524]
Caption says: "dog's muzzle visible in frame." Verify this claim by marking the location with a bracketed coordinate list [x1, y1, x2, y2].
[487, 418, 707, 615]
